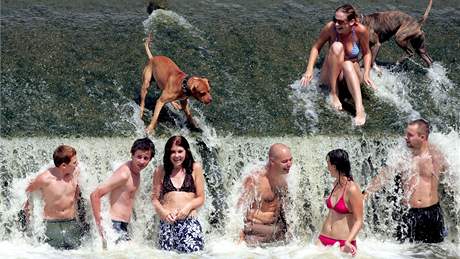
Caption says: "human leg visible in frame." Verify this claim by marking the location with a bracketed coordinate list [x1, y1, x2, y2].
[111, 220, 130, 243]
[342, 61, 366, 125]
[44, 219, 82, 250]
[174, 217, 204, 253]
[158, 220, 175, 251]
[411, 203, 446, 243]
[322, 42, 345, 111]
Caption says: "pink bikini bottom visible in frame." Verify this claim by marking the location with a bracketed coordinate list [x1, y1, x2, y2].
[318, 234, 357, 248]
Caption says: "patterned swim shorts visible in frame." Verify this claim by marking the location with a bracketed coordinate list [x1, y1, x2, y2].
[158, 217, 204, 253]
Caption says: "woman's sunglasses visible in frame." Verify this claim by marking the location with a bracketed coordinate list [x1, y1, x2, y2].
[332, 17, 348, 25]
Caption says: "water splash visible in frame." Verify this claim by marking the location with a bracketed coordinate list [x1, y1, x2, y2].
[143, 9, 204, 40]
[372, 67, 420, 121]
[289, 69, 321, 134]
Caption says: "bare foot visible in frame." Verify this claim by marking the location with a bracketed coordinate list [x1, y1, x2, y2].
[354, 112, 366, 126]
[330, 95, 343, 111]
[171, 101, 182, 110]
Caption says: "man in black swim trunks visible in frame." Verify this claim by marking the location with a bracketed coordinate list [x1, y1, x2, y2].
[364, 119, 449, 243]
[90, 138, 155, 248]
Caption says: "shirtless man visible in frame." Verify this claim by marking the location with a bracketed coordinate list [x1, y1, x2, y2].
[90, 137, 155, 247]
[24, 145, 83, 249]
[364, 119, 449, 243]
[237, 143, 293, 245]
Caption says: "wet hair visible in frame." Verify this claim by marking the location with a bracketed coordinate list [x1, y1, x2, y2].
[409, 119, 430, 139]
[130, 137, 155, 160]
[53, 145, 77, 167]
[326, 149, 353, 181]
[163, 135, 195, 176]
[335, 4, 358, 21]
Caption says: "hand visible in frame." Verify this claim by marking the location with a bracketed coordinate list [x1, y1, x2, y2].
[96, 223, 107, 249]
[159, 209, 177, 223]
[238, 230, 246, 244]
[364, 73, 376, 90]
[253, 210, 276, 224]
[96, 222, 105, 238]
[176, 204, 192, 220]
[22, 201, 31, 224]
[341, 241, 357, 256]
[362, 190, 369, 200]
[300, 71, 313, 87]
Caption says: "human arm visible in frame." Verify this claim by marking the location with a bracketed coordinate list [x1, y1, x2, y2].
[23, 172, 50, 221]
[245, 209, 276, 224]
[176, 163, 206, 220]
[151, 166, 177, 223]
[301, 23, 332, 86]
[363, 167, 392, 199]
[90, 168, 129, 239]
[341, 183, 363, 256]
[357, 24, 376, 90]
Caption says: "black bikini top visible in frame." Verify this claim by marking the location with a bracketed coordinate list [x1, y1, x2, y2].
[162, 172, 196, 195]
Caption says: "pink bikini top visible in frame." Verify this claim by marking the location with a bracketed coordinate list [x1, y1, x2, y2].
[326, 182, 351, 214]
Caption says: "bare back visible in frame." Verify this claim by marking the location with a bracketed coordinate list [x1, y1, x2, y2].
[150, 56, 185, 91]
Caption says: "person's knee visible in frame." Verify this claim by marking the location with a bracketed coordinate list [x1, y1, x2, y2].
[330, 42, 344, 56]
[342, 61, 355, 73]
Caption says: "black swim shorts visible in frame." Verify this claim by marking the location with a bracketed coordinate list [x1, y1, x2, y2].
[396, 203, 447, 243]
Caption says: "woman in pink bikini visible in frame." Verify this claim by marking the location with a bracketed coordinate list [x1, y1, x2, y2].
[318, 149, 363, 256]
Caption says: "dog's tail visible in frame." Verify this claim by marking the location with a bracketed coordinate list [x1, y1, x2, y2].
[144, 33, 154, 60]
[419, 0, 433, 25]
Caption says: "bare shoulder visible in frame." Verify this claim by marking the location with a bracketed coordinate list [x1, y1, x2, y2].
[428, 144, 444, 156]
[355, 23, 368, 33]
[243, 167, 264, 186]
[154, 165, 165, 177]
[429, 144, 449, 170]
[112, 162, 131, 180]
[321, 21, 335, 35]
[347, 181, 362, 195]
[37, 168, 56, 182]
[192, 162, 203, 172]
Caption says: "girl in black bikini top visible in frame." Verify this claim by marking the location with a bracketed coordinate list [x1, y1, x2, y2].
[162, 171, 196, 195]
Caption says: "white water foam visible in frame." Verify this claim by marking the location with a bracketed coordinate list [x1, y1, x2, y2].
[143, 9, 204, 41]
[289, 68, 321, 133]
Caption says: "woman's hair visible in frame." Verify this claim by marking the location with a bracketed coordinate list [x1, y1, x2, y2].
[326, 149, 353, 181]
[335, 4, 358, 21]
[163, 135, 195, 176]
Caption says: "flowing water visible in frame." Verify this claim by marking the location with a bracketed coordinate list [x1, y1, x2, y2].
[1, 0, 459, 258]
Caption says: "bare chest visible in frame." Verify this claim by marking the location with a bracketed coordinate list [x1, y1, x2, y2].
[43, 178, 77, 200]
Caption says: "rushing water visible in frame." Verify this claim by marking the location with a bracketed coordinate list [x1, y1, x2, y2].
[1, 0, 459, 258]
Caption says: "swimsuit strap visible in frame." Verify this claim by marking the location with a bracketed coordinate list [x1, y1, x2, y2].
[351, 26, 360, 47]
[334, 27, 339, 42]
[329, 182, 339, 198]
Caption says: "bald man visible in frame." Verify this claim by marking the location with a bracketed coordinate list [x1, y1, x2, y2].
[237, 143, 293, 245]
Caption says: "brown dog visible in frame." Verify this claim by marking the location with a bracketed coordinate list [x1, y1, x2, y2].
[140, 35, 212, 134]
[361, 0, 433, 68]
